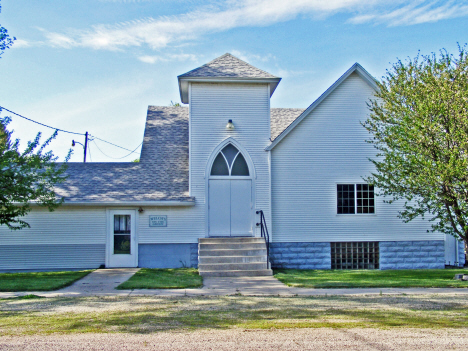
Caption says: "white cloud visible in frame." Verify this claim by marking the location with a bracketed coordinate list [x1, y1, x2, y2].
[11, 39, 31, 48]
[98, 0, 155, 3]
[348, 0, 468, 26]
[230, 50, 276, 63]
[38, 0, 468, 51]
[138, 53, 198, 63]
[43, 31, 78, 48]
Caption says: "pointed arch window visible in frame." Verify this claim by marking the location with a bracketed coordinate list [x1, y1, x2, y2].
[210, 144, 250, 176]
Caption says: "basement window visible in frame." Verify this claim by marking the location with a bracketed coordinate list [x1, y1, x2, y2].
[331, 242, 379, 269]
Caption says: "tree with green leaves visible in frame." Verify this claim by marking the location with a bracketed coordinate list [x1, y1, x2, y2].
[0, 116, 71, 230]
[1, 16, 69, 230]
[363, 45, 468, 251]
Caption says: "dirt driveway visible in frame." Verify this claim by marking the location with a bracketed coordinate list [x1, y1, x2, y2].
[1, 294, 467, 350]
[1, 328, 467, 351]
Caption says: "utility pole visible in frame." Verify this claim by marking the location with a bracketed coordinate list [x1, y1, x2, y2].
[72, 131, 89, 163]
[83, 131, 88, 163]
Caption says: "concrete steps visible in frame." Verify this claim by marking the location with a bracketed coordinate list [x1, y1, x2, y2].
[199, 249, 267, 257]
[198, 237, 272, 277]
[199, 255, 267, 264]
[199, 242, 266, 250]
[199, 270, 273, 277]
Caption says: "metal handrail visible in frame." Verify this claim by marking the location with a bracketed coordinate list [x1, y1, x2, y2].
[256, 210, 270, 269]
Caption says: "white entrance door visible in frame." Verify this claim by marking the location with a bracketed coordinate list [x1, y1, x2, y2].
[208, 179, 252, 236]
[107, 210, 138, 267]
[230, 180, 252, 235]
[208, 143, 253, 237]
[208, 180, 231, 236]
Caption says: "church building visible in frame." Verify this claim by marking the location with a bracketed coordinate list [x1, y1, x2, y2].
[0, 53, 464, 275]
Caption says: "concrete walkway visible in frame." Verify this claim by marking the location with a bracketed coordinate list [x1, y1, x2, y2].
[2, 268, 468, 298]
[58, 268, 141, 296]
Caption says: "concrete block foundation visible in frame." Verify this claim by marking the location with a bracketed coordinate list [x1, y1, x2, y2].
[270, 240, 447, 270]
[138, 243, 198, 268]
[269, 242, 331, 269]
[379, 240, 445, 270]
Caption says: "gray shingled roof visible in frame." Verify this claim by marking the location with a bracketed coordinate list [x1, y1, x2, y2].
[55, 106, 192, 203]
[178, 53, 278, 79]
[55, 106, 302, 203]
[270, 108, 305, 141]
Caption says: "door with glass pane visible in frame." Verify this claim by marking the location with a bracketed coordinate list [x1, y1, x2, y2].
[107, 210, 137, 267]
[208, 143, 253, 236]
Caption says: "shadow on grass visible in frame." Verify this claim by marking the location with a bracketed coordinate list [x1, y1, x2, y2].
[0, 294, 46, 301]
[1, 294, 468, 335]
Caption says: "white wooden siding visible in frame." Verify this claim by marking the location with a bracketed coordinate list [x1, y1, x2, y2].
[193, 83, 271, 237]
[0, 207, 107, 270]
[0, 244, 105, 270]
[138, 83, 272, 243]
[0, 207, 107, 245]
[138, 206, 204, 243]
[271, 72, 444, 242]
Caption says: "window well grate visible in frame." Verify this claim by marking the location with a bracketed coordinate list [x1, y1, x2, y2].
[331, 242, 379, 269]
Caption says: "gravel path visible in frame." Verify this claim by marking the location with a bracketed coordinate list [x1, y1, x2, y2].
[1, 328, 467, 350]
[2, 294, 467, 350]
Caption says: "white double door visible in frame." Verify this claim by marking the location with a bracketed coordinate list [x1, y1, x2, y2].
[209, 179, 253, 236]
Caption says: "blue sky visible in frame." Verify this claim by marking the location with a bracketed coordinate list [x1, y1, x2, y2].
[1, 0, 467, 162]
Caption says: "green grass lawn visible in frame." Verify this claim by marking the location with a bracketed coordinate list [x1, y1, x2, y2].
[274, 269, 468, 288]
[1, 295, 468, 335]
[0, 270, 93, 292]
[116, 268, 203, 289]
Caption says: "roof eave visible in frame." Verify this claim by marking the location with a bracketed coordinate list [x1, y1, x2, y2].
[29, 200, 196, 207]
[178, 76, 281, 104]
[265, 63, 378, 151]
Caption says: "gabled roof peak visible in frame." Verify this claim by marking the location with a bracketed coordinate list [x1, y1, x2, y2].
[266, 62, 378, 150]
[178, 53, 281, 103]
[178, 53, 279, 79]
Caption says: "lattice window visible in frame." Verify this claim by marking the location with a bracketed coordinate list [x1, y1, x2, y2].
[357, 184, 375, 214]
[337, 184, 375, 214]
[331, 242, 379, 269]
[337, 184, 355, 214]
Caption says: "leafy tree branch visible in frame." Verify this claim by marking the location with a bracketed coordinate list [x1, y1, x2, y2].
[363, 45, 468, 250]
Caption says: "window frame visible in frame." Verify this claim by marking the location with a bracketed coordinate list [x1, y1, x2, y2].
[210, 144, 250, 177]
[336, 183, 375, 215]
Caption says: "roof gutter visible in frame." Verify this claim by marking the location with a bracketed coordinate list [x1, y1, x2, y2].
[29, 200, 196, 207]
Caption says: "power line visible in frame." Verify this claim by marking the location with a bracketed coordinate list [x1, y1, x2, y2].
[1, 106, 142, 159]
[92, 139, 142, 159]
[91, 135, 141, 154]
[0, 105, 85, 136]
[87, 141, 92, 162]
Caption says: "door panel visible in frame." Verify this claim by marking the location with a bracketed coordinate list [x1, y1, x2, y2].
[209, 179, 231, 236]
[230, 180, 252, 236]
[445, 234, 458, 265]
[108, 210, 137, 267]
